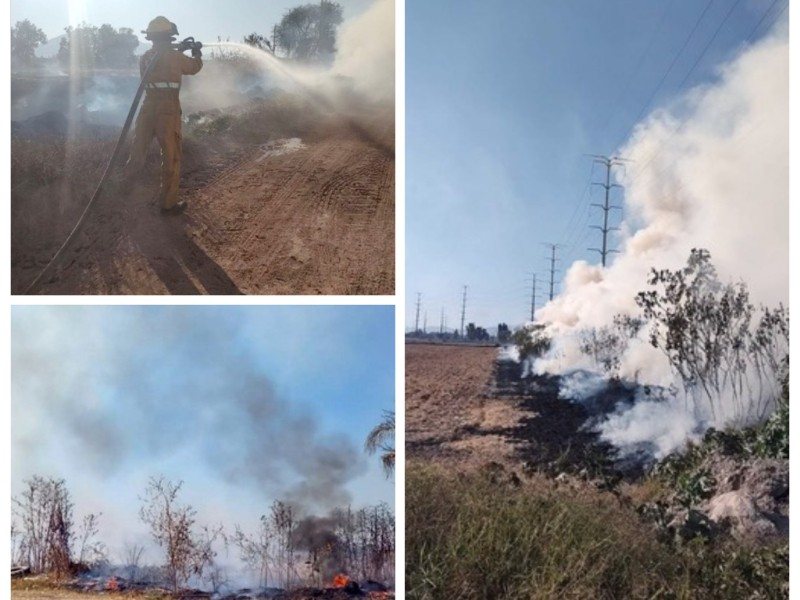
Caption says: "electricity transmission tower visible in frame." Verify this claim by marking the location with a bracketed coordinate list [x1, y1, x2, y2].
[587, 155, 627, 267]
[543, 244, 562, 301]
[530, 273, 537, 321]
[460, 285, 468, 337]
[414, 293, 421, 333]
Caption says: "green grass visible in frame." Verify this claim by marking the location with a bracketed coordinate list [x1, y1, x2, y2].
[406, 465, 788, 600]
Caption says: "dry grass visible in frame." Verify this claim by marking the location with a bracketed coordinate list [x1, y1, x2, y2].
[406, 464, 788, 600]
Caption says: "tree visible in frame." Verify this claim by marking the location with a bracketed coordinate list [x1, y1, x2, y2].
[497, 323, 512, 343]
[58, 23, 139, 70]
[466, 323, 489, 341]
[12, 476, 74, 576]
[365, 410, 395, 477]
[11, 20, 47, 68]
[270, 501, 296, 588]
[139, 476, 220, 591]
[95, 24, 138, 68]
[274, 1, 343, 63]
[231, 517, 275, 588]
[244, 32, 273, 53]
[75, 513, 106, 566]
[59, 24, 96, 69]
[513, 323, 552, 361]
[635, 248, 788, 423]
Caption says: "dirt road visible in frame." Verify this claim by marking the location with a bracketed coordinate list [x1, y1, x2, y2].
[11, 106, 394, 295]
[406, 343, 525, 470]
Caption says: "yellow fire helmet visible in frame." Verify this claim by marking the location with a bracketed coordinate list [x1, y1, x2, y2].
[142, 16, 178, 39]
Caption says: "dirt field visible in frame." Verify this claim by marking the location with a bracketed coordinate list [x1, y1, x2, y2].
[406, 343, 526, 470]
[406, 342, 618, 475]
[11, 99, 394, 295]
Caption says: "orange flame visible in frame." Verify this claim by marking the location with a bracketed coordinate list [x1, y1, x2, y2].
[333, 574, 350, 588]
[106, 576, 119, 591]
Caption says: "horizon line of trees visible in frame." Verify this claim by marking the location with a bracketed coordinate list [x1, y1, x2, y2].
[11, 19, 139, 71]
[13, 0, 346, 73]
[407, 321, 513, 343]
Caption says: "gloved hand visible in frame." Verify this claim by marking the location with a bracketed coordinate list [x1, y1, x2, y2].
[192, 47, 202, 59]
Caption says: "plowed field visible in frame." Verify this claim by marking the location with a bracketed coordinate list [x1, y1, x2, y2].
[406, 343, 524, 469]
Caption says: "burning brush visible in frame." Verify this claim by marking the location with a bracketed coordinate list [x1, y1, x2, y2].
[330, 574, 393, 598]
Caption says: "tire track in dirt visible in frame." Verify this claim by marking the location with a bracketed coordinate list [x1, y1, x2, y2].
[20, 127, 394, 295]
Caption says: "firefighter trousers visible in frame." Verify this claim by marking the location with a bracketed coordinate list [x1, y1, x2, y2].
[127, 95, 183, 210]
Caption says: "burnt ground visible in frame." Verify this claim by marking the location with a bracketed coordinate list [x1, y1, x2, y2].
[11, 93, 394, 295]
[11, 588, 392, 600]
[406, 343, 624, 478]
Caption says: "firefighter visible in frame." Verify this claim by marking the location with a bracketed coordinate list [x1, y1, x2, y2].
[126, 16, 202, 214]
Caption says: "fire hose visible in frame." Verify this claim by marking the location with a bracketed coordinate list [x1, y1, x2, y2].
[23, 38, 202, 295]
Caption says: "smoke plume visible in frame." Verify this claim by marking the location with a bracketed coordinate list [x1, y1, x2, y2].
[332, 0, 395, 102]
[12, 308, 368, 513]
[533, 22, 788, 458]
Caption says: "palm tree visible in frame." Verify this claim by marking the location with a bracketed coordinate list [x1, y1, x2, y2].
[365, 410, 395, 478]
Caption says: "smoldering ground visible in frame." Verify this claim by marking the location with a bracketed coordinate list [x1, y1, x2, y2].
[530, 19, 788, 460]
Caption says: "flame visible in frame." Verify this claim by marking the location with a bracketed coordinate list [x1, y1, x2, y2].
[332, 574, 350, 588]
[105, 576, 119, 591]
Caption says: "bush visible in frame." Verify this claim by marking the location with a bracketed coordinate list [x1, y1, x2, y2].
[635, 249, 788, 425]
[513, 323, 552, 362]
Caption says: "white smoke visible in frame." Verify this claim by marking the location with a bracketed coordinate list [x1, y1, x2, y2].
[533, 22, 788, 458]
[333, 0, 395, 102]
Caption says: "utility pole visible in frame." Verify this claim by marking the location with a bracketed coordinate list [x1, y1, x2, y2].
[530, 273, 537, 321]
[460, 285, 468, 337]
[588, 155, 626, 267]
[414, 293, 421, 333]
[543, 244, 562, 301]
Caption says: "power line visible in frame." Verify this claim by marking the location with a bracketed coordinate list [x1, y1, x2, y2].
[611, 0, 716, 151]
[673, 0, 746, 94]
[598, 0, 677, 142]
[623, 0, 770, 184]
[746, 0, 787, 42]
[559, 161, 596, 246]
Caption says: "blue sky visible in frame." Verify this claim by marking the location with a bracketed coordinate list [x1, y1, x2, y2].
[406, 0, 788, 331]
[11, 305, 394, 565]
[10, 0, 376, 52]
